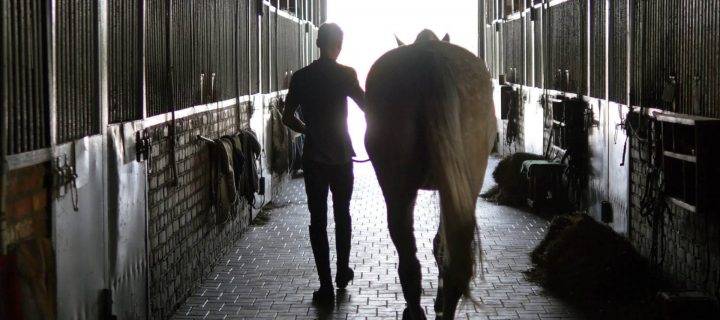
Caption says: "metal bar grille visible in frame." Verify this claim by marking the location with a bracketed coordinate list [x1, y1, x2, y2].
[146, 0, 171, 116]
[311, 26, 318, 61]
[238, 0, 249, 96]
[169, 0, 194, 109]
[311, 0, 318, 26]
[269, 9, 278, 92]
[2, 0, 50, 154]
[276, 15, 286, 90]
[502, 18, 524, 84]
[207, 0, 218, 102]
[632, 0, 719, 117]
[534, 16, 542, 87]
[296, 23, 302, 69]
[589, 0, 606, 99]
[250, 0, 259, 94]
[215, 0, 237, 101]
[484, 24, 497, 78]
[109, 0, 142, 123]
[547, 0, 586, 93]
[261, 4, 270, 93]
[608, 0, 627, 104]
[192, 0, 210, 104]
[524, 15, 532, 86]
[56, 0, 100, 143]
[276, 15, 300, 90]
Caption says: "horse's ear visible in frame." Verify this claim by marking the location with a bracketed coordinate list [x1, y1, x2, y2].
[395, 34, 405, 47]
[442, 33, 451, 42]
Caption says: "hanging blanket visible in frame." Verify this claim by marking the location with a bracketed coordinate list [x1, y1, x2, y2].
[235, 129, 261, 205]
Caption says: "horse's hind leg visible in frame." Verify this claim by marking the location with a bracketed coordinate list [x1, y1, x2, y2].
[432, 228, 444, 319]
[384, 187, 426, 320]
[440, 272, 464, 319]
[431, 225, 463, 319]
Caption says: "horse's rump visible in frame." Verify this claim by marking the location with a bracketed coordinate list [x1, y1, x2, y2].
[365, 41, 496, 191]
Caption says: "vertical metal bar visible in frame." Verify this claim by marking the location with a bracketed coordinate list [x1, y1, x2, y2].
[82, 0, 88, 135]
[11, 0, 21, 152]
[108, 0, 113, 122]
[18, 0, 26, 151]
[147, 0, 153, 115]
[116, 0, 121, 122]
[35, 0, 45, 148]
[48, 0, 57, 148]
[83, 0, 89, 136]
[65, 0, 72, 141]
[28, 0, 34, 149]
[19, 0, 29, 152]
[91, 0, 99, 133]
[139, 0, 144, 119]
[73, 0, 79, 138]
[139, 0, 145, 120]
[58, 0, 65, 142]
[9, 0, 18, 152]
[167, 0, 177, 186]
[1, 0, 8, 253]
[5, 0, 14, 154]
[99, 0, 108, 134]
[79, 0, 85, 138]
[93, 0, 100, 134]
[118, 0, 123, 122]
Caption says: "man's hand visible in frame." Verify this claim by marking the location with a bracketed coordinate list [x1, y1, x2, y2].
[282, 98, 306, 134]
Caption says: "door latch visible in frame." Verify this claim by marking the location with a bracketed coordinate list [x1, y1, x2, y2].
[52, 155, 79, 211]
[136, 129, 152, 163]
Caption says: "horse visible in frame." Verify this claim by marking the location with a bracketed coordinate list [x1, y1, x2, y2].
[364, 30, 497, 319]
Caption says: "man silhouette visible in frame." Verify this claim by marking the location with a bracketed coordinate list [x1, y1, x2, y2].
[282, 22, 365, 307]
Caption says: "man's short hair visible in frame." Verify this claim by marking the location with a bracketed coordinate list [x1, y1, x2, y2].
[317, 23, 343, 48]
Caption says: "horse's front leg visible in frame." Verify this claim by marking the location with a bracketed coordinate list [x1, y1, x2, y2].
[385, 188, 426, 320]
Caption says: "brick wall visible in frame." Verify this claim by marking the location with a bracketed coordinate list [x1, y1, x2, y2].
[629, 122, 720, 299]
[1, 163, 55, 319]
[1, 164, 51, 248]
[147, 103, 254, 319]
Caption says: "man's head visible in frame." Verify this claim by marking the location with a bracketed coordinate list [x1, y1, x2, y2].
[317, 23, 343, 60]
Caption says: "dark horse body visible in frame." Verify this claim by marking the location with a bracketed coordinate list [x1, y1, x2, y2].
[364, 31, 496, 319]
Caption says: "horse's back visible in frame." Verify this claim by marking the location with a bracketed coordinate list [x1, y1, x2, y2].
[366, 41, 491, 112]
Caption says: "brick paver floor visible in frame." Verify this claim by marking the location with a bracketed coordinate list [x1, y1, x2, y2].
[172, 156, 583, 319]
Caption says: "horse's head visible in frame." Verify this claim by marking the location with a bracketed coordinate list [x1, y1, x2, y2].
[395, 30, 451, 47]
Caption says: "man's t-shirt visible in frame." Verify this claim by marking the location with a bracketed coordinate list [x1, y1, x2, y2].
[286, 58, 362, 165]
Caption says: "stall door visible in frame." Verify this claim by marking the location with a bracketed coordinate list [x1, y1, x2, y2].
[107, 123, 148, 319]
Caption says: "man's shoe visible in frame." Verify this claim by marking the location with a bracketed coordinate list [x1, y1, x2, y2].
[312, 286, 335, 308]
[335, 268, 354, 289]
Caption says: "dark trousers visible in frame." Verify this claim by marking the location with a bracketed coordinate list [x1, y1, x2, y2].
[304, 160, 354, 288]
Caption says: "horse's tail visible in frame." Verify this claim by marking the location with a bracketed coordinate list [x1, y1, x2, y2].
[423, 53, 480, 298]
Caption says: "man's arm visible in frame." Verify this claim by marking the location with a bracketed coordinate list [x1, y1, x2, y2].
[347, 69, 367, 111]
[282, 76, 306, 134]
